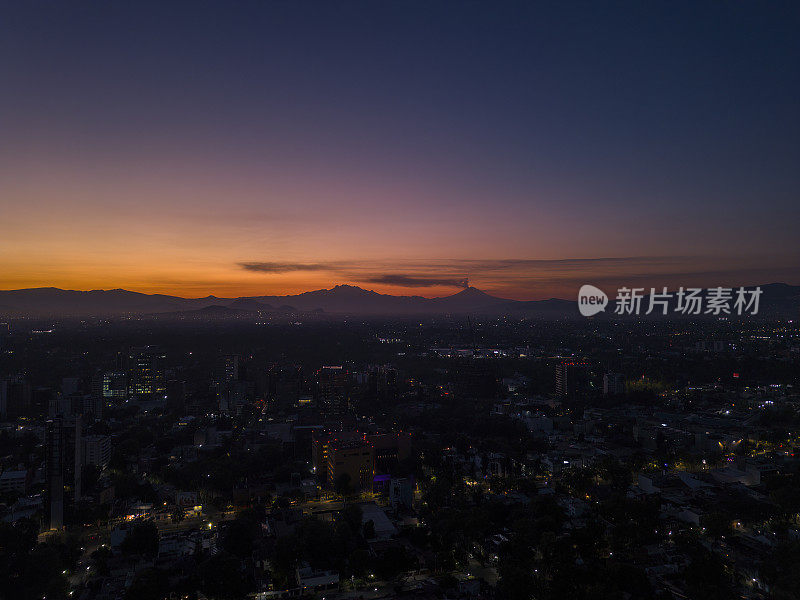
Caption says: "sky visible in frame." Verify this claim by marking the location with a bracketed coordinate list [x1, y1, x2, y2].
[1, 1, 798, 300]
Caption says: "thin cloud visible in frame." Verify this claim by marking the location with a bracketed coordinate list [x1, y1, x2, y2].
[237, 256, 684, 275]
[360, 274, 469, 288]
[238, 262, 337, 273]
[442, 256, 689, 272]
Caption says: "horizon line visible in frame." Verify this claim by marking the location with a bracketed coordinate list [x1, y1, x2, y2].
[0, 281, 796, 304]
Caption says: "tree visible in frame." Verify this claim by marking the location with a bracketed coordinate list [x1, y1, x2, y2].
[272, 534, 300, 587]
[335, 472, 353, 497]
[0, 525, 69, 600]
[81, 464, 101, 494]
[91, 545, 113, 576]
[683, 546, 734, 600]
[21, 546, 69, 600]
[374, 546, 415, 581]
[363, 519, 376, 539]
[120, 522, 159, 557]
[296, 517, 337, 569]
[170, 505, 185, 523]
[761, 541, 800, 600]
[221, 519, 256, 559]
[702, 511, 733, 538]
[341, 504, 363, 534]
[125, 568, 169, 600]
[200, 553, 251, 599]
[348, 548, 371, 578]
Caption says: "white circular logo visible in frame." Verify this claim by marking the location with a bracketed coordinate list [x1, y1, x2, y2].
[577, 284, 608, 316]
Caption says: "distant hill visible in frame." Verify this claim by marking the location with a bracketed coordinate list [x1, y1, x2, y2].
[429, 286, 508, 311]
[0, 283, 797, 318]
[742, 282, 800, 318]
[0, 287, 190, 316]
[249, 284, 431, 314]
[227, 298, 274, 311]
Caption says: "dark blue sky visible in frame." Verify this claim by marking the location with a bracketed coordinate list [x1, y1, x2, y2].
[1, 1, 798, 297]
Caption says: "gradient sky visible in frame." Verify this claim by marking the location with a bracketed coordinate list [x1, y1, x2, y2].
[1, 1, 798, 299]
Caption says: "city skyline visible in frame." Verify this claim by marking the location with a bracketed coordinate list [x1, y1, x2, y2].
[2, 4, 799, 598]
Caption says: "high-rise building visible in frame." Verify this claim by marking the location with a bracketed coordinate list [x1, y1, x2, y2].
[101, 371, 128, 400]
[317, 366, 350, 413]
[327, 439, 374, 492]
[165, 379, 186, 414]
[0, 469, 29, 495]
[367, 432, 412, 475]
[127, 346, 166, 399]
[31, 387, 54, 419]
[82, 435, 112, 469]
[555, 359, 591, 400]
[312, 429, 360, 483]
[217, 380, 253, 415]
[81, 394, 103, 420]
[293, 424, 325, 462]
[603, 372, 625, 396]
[45, 416, 83, 529]
[49, 393, 77, 418]
[218, 354, 240, 382]
[389, 477, 414, 510]
[364, 366, 398, 402]
[264, 364, 302, 409]
[312, 435, 332, 482]
[0, 376, 32, 419]
[214, 355, 251, 414]
[61, 377, 81, 397]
